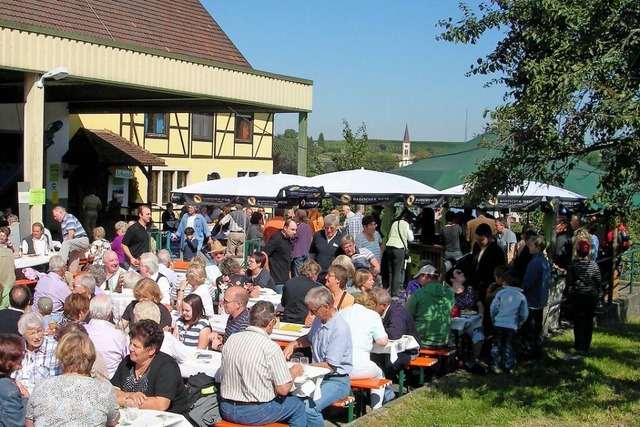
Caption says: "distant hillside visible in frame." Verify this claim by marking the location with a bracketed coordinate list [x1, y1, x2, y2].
[272, 135, 465, 173]
[321, 139, 464, 158]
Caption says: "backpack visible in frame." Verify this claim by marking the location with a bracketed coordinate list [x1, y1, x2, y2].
[186, 373, 221, 427]
[617, 229, 631, 252]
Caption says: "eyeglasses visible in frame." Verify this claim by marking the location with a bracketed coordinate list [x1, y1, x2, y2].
[308, 303, 327, 315]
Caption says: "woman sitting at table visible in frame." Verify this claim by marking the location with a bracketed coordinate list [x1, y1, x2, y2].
[121, 279, 173, 330]
[351, 268, 376, 295]
[57, 293, 90, 329]
[26, 331, 119, 427]
[55, 322, 110, 380]
[246, 251, 276, 293]
[111, 319, 190, 415]
[331, 255, 356, 290]
[325, 264, 355, 311]
[214, 257, 248, 314]
[339, 291, 394, 409]
[177, 265, 214, 318]
[173, 294, 211, 349]
[445, 267, 485, 366]
[0, 334, 28, 427]
[15, 312, 61, 387]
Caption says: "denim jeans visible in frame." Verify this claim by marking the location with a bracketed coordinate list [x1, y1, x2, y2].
[219, 396, 306, 427]
[491, 326, 516, 369]
[385, 247, 406, 297]
[305, 375, 351, 427]
[521, 308, 544, 355]
[291, 254, 309, 277]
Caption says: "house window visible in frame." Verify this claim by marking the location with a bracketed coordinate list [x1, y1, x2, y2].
[145, 113, 168, 137]
[237, 171, 260, 177]
[192, 113, 214, 141]
[152, 170, 189, 205]
[234, 114, 253, 143]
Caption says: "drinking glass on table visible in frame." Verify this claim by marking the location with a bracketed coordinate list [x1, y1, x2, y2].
[125, 399, 140, 421]
[291, 357, 300, 365]
[300, 357, 309, 366]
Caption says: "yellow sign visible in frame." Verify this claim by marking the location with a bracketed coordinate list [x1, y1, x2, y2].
[29, 189, 46, 205]
[52, 191, 59, 204]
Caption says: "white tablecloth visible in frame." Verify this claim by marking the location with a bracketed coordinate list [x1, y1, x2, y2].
[371, 335, 421, 363]
[178, 349, 221, 380]
[248, 293, 282, 309]
[208, 315, 308, 343]
[118, 408, 191, 426]
[14, 254, 51, 269]
[450, 314, 483, 332]
[288, 363, 330, 400]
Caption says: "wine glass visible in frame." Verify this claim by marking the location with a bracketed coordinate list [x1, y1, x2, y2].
[125, 399, 140, 421]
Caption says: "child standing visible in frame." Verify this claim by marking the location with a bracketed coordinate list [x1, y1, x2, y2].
[182, 226, 199, 261]
[490, 268, 528, 373]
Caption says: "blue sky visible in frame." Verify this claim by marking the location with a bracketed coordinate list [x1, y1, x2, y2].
[204, 1, 506, 142]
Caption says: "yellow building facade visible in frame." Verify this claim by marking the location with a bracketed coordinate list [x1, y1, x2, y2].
[73, 111, 275, 211]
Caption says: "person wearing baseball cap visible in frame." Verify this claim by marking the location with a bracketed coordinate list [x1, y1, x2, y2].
[407, 263, 454, 348]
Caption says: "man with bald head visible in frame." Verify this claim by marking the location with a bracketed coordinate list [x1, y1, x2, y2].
[101, 250, 126, 292]
[210, 285, 250, 352]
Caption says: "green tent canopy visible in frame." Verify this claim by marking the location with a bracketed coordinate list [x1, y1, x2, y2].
[390, 133, 604, 199]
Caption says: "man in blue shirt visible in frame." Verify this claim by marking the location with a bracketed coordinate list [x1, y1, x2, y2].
[284, 286, 352, 427]
[52, 206, 89, 269]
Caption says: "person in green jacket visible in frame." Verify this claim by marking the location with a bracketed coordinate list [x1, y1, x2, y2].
[407, 265, 454, 348]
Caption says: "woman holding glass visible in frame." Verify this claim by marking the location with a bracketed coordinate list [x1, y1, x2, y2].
[26, 331, 119, 426]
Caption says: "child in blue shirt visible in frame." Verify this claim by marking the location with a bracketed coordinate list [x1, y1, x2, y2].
[182, 227, 199, 261]
[489, 268, 528, 373]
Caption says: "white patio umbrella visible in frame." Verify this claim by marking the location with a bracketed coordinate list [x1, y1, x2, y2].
[441, 180, 586, 208]
[305, 168, 441, 206]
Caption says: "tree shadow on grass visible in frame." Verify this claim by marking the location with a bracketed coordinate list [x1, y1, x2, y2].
[430, 325, 640, 420]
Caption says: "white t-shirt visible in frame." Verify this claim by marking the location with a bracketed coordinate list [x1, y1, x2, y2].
[339, 304, 387, 369]
[193, 283, 215, 318]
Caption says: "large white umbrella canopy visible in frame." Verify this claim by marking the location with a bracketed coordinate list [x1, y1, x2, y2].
[171, 173, 318, 206]
[441, 180, 586, 208]
[305, 168, 441, 206]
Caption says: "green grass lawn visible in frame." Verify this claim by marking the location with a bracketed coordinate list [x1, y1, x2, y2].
[358, 322, 640, 427]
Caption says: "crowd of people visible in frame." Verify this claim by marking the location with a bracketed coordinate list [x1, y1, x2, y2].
[0, 201, 629, 426]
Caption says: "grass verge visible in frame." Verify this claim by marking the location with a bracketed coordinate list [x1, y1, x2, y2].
[358, 321, 640, 427]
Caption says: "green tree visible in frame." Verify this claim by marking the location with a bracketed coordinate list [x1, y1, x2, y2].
[318, 132, 325, 142]
[438, 0, 640, 213]
[282, 128, 297, 139]
[331, 119, 369, 171]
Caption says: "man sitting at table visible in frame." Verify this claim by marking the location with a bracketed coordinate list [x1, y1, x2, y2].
[284, 286, 352, 427]
[407, 265, 455, 348]
[101, 250, 126, 292]
[371, 288, 422, 379]
[209, 285, 250, 352]
[21, 222, 50, 256]
[33, 255, 71, 316]
[0, 285, 32, 335]
[72, 273, 105, 300]
[220, 300, 306, 426]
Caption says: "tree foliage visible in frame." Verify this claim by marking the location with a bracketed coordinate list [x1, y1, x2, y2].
[438, 0, 640, 213]
[331, 120, 369, 171]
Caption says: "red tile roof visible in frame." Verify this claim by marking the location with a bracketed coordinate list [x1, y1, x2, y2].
[64, 128, 166, 166]
[0, 0, 250, 67]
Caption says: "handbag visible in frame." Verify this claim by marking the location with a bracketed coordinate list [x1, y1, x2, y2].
[398, 221, 411, 260]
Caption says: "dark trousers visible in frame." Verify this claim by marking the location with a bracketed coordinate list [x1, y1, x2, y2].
[491, 326, 516, 369]
[573, 294, 598, 352]
[385, 247, 406, 297]
[521, 308, 544, 356]
[371, 351, 416, 381]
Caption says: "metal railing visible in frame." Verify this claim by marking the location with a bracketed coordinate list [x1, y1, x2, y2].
[618, 247, 640, 294]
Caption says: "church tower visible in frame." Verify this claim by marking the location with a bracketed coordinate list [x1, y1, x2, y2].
[401, 124, 412, 167]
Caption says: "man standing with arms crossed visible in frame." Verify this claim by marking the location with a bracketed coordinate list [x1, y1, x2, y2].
[121, 205, 151, 268]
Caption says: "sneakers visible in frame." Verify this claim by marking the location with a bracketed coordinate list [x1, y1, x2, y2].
[489, 364, 503, 374]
